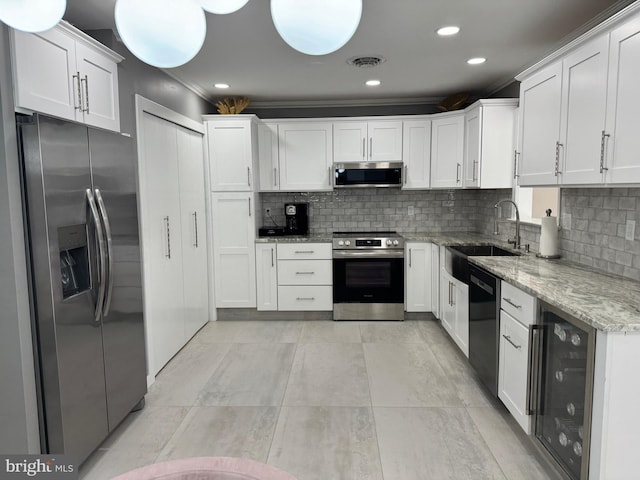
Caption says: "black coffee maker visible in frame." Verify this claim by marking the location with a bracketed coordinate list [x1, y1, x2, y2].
[284, 203, 309, 235]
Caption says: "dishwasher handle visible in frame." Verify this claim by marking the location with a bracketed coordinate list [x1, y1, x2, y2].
[469, 273, 494, 295]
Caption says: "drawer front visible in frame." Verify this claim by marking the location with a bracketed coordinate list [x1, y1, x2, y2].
[277, 243, 332, 260]
[501, 281, 536, 325]
[278, 259, 332, 285]
[498, 310, 532, 434]
[278, 285, 332, 311]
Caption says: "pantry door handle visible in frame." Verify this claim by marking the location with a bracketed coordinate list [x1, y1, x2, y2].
[192, 211, 198, 247]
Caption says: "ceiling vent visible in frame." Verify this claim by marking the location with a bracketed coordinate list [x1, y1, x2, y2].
[347, 55, 386, 68]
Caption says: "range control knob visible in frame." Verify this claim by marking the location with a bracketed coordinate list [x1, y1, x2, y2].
[386, 239, 393, 246]
[345, 240, 351, 246]
[393, 239, 399, 246]
[338, 240, 344, 246]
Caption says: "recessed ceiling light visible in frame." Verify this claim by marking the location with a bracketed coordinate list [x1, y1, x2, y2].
[437, 26, 460, 36]
[467, 57, 486, 65]
[365, 80, 381, 86]
[214, 83, 230, 89]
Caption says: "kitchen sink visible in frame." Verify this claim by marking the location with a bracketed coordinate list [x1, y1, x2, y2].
[445, 244, 520, 283]
[448, 244, 520, 257]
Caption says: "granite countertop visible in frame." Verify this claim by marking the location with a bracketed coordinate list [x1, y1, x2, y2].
[255, 235, 333, 243]
[407, 231, 640, 332]
[470, 255, 640, 333]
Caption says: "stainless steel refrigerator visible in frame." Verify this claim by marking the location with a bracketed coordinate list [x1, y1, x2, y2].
[19, 114, 147, 464]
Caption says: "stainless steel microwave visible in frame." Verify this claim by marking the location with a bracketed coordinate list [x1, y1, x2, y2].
[334, 162, 403, 188]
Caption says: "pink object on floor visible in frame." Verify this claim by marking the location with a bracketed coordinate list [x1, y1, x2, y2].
[110, 457, 297, 480]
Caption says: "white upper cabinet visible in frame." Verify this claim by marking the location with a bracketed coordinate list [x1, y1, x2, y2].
[333, 120, 402, 163]
[402, 119, 432, 189]
[560, 36, 609, 185]
[430, 112, 464, 188]
[463, 99, 518, 189]
[517, 5, 640, 186]
[205, 115, 257, 192]
[257, 122, 280, 192]
[517, 62, 563, 186]
[10, 21, 121, 132]
[605, 11, 640, 184]
[278, 122, 333, 191]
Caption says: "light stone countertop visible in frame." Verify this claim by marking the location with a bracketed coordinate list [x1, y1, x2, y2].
[406, 231, 640, 332]
[255, 236, 333, 243]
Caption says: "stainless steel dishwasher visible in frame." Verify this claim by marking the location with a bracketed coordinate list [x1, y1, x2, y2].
[468, 263, 501, 397]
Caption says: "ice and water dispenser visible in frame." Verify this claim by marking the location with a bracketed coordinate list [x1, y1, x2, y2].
[58, 224, 90, 299]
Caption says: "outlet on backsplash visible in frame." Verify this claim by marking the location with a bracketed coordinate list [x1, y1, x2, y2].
[626, 220, 636, 241]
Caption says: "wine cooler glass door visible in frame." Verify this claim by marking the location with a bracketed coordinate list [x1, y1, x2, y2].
[535, 303, 595, 480]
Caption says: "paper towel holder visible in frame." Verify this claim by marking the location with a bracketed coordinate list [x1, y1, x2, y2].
[536, 208, 562, 259]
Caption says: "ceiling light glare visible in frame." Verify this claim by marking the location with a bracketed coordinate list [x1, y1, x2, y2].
[365, 80, 381, 87]
[467, 57, 487, 65]
[437, 26, 460, 36]
[271, 0, 362, 56]
[201, 0, 249, 14]
[0, 0, 66, 32]
[115, 0, 206, 68]
[214, 83, 230, 89]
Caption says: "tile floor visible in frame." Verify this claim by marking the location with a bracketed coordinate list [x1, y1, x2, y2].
[80, 318, 562, 480]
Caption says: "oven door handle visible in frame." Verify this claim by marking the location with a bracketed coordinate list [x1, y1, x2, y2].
[332, 250, 405, 259]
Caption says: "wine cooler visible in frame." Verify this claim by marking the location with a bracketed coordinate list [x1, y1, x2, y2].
[530, 301, 596, 480]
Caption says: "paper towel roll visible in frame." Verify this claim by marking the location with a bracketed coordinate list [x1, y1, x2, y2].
[539, 216, 560, 257]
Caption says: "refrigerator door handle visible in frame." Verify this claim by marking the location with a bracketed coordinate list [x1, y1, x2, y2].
[86, 188, 107, 323]
[94, 189, 114, 317]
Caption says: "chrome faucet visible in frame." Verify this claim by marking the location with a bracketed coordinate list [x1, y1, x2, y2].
[494, 199, 521, 249]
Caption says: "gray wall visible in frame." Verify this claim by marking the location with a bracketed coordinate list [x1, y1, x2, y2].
[87, 30, 215, 135]
[246, 103, 440, 119]
[0, 24, 40, 454]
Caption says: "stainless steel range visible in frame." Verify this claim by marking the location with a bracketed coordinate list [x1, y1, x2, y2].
[332, 231, 405, 321]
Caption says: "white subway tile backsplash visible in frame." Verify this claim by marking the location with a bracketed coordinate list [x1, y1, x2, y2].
[261, 187, 640, 282]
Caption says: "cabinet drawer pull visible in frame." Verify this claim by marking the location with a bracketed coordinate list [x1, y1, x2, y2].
[295, 271, 315, 275]
[295, 250, 314, 254]
[296, 297, 315, 301]
[503, 298, 522, 309]
[503, 334, 522, 350]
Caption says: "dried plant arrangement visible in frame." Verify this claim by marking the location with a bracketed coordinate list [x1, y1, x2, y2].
[216, 97, 251, 114]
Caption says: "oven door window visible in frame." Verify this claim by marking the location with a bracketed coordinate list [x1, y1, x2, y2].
[333, 257, 403, 303]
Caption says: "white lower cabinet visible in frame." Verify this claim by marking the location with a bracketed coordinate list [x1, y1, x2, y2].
[211, 192, 257, 308]
[256, 243, 332, 311]
[277, 243, 332, 311]
[440, 268, 469, 357]
[498, 281, 536, 434]
[499, 310, 532, 433]
[255, 243, 278, 311]
[405, 242, 432, 312]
